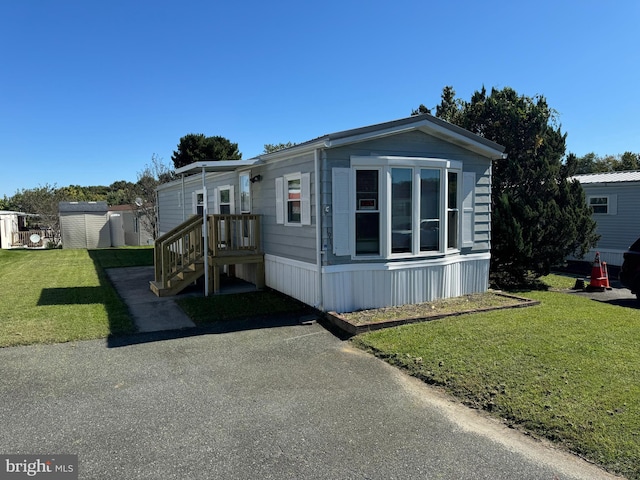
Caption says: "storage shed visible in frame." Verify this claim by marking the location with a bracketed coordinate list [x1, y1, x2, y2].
[59, 201, 111, 249]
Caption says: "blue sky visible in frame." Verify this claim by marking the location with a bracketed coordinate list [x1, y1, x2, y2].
[1, 0, 639, 199]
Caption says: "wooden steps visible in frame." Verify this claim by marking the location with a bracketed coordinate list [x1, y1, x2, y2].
[150, 261, 205, 297]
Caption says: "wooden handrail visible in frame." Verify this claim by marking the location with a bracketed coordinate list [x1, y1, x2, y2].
[154, 214, 261, 289]
[154, 215, 205, 286]
[209, 214, 261, 257]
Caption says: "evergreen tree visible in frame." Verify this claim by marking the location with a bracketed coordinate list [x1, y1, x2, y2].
[417, 86, 599, 286]
[171, 134, 241, 169]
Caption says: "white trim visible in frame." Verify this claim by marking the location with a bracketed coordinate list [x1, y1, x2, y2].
[265, 253, 317, 271]
[175, 159, 261, 175]
[323, 252, 491, 274]
[352, 155, 463, 170]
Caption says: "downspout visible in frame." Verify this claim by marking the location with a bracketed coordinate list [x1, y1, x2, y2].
[314, 148, 323, 311]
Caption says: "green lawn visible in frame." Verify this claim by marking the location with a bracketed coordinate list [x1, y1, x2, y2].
[0, 248, 151, 347]
[353, 277, 640, 479]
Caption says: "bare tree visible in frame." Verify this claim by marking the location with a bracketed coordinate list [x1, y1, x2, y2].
[134, 154, 175, 240]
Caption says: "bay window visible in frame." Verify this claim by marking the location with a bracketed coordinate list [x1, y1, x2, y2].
[332, 156, 470, 259]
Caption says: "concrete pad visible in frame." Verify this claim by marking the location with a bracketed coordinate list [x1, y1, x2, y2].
[105, 266, 196, 332]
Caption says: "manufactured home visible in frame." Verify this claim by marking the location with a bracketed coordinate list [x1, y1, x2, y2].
[0, 210, 49, 249]
[153, 114, 505, 313]
[572, 170, 640, 266]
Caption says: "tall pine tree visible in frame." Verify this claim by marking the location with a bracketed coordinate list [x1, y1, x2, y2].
[417, 86, 598, 286]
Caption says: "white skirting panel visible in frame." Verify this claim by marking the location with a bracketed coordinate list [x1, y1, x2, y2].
[264, 254, 319, 308]
[569, 249, 624, 268]
[322, 253, 490, 313]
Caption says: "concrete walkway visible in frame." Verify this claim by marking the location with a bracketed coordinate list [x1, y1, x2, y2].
[105, 266, 197, 332]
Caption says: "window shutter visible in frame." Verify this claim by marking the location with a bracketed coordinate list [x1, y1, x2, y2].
[301, 173, 311, 225]
[462, 172, 475, 247]
[275, 177, 284, 224]
[191, 192, 197, 215]
[609, 194, 617, 215]
[332, 168, 351, 256]
[212, 188, 219, 214]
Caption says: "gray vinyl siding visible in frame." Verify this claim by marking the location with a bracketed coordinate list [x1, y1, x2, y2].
[582, 182, 640, 251]
[156, 182, 188, 235]
[157, 171, 240, 235]
[321, 130, 492, 265]
[156, 155, 317, 264]
[251, 153, 317, 264]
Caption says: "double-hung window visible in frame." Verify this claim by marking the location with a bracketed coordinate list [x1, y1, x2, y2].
[218, 187, 231, 214]
[286, 175, 302, 224]
[589, 196, 608, 214]
[275, 172, 312, 226]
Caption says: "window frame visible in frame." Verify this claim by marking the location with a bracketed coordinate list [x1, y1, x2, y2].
[588, 196, 609, 214]
[349, 156, 463, 259]
[193, 189, 205, 216]
[354, 167, 383, 258]
[217, 185, 232, 215]
[284, 172, 302, 226]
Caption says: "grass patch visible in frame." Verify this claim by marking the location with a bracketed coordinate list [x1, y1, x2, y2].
[352, 288, 640, 479]
[178, 290, 306, 325]
[88, 246, 153, 268]
[0, 249, 136, 347]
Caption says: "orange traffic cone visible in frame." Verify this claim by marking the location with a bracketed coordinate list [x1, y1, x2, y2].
[587, 252, 612, 291]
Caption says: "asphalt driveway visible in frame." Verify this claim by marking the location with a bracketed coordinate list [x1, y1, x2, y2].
[0, 322, 619, 480]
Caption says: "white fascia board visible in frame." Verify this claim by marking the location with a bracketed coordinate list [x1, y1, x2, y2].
[175, 159, 261, 175]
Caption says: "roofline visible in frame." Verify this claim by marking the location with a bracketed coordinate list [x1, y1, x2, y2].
[175, 159, 262, 176]
[258, 114, 506, 161]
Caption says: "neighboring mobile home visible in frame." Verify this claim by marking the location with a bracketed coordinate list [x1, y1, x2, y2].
[0, 210, 48, 249]
[572, 171, 640, 266]
[155, 114, 505, 313]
